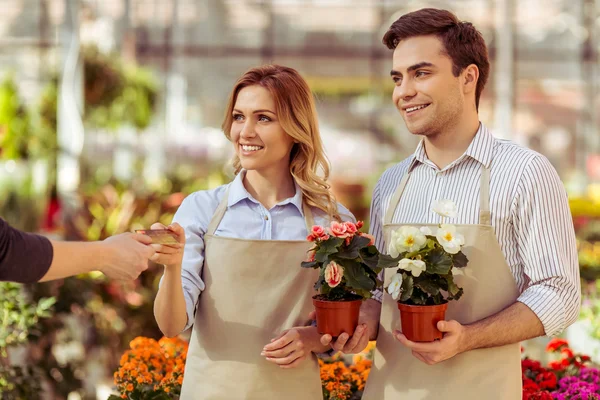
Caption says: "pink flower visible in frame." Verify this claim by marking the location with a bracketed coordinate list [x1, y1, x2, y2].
[306, 248, 316, 262]
[356, 221, 364, 229]
[324, 261, 344, 288]
[360, 233, 375, 246]
[311, 225, 326, 236]
[307, 225, 330, 242]
[330, 221, 351, 238]
[344, 222, 358, 235]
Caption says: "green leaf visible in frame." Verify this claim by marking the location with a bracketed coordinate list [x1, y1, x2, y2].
[445, 274, 464, 300]
[359, 248, 382, 272]
[301, 261, 319, 269]
[452, 251, 469, 269]
[36, 297, 56, 311]
[399, 274, 414, 302]
[337, 235, 371, 259]
[378, 254, 400, 269]
[314, 275, 325, 291]
[410, 286, 429, 305]
[432, 292, 445, 305]
[343, 260, 376, 291]
[426, 248, 452, 275]
[315, 237, 344, 263]
[414, 276, 440, 296]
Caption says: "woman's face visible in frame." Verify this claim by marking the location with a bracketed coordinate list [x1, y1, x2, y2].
[230, 85, 295, 174]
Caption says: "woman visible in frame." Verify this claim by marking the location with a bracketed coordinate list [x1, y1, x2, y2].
[152, 64, 354, 399]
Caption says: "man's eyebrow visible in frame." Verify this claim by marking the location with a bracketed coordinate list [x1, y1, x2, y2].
[390, 62, 435, 76]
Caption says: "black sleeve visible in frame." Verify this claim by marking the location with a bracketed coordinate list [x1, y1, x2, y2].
[0, 218, 54, 283]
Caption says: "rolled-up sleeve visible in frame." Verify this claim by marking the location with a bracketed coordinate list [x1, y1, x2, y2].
[166, 193, 209, 331]
[513, 155, 581, 337]
[369, 178, 384, 303]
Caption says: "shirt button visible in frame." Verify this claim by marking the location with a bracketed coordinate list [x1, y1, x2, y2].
[264, 215, 269, 221]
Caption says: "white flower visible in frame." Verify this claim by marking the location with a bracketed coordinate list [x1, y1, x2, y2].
[387, 273, 403, 300]
[436, 224, 465, 254]
[420, 226, 433, 236]
[398, 258, 427, 278]
[432, 199, 458, 219]
[388, 226, 427, 257]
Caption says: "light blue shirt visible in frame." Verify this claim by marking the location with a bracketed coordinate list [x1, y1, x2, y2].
[171, 171, 354, 331]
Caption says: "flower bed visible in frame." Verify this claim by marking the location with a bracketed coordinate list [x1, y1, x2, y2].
[110, 337, 188, 400]
[110, 337, 599, 400]
[522, 338, 599, 399]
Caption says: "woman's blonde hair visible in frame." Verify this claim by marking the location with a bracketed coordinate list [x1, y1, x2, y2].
[221, 64, 341, 221]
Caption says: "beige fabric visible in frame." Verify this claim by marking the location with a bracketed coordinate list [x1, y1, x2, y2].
[180, 188, 323, 400]
[362, 165, 522, 400]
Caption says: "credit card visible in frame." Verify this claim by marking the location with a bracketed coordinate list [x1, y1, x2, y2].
[135, 229, 179, 245]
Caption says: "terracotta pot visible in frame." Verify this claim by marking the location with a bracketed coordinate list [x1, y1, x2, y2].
[313, 296, 362, 337]
[398, 302, 448, 342]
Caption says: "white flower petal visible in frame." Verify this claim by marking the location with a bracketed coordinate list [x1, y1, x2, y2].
[432, 199, 458, 218]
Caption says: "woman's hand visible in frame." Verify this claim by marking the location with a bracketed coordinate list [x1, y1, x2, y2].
[261, 326, 324, 369]
[149, 223, 185, 268]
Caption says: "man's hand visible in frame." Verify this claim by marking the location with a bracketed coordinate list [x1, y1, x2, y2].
[309, 311, 371, 354]
[262, 326, 323, 369]
[100, 232, 156, 280]
[394, 320, 467, 365]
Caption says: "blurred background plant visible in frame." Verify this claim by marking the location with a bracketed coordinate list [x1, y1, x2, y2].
[0, 282, 55, 399]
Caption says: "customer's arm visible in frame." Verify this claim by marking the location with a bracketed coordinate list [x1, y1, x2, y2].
[42, 233, 156, 281]
[0, 218, 155, 283]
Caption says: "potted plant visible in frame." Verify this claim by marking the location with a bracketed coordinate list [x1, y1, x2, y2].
[385, 200, 469, 342]
[301, 221, 383, 337]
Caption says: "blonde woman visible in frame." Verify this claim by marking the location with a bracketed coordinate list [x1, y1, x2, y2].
[152, 65, 355, 399]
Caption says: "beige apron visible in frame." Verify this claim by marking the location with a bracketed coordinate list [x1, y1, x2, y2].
[180, 188, 323, 400]
[362, 165, 522, 400]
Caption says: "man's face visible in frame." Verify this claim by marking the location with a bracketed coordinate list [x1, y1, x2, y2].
[391, 35, 464, 138]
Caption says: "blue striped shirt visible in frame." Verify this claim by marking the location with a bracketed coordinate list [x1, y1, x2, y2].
[369, 123, 580, 337]
[171, 170, 354, 331]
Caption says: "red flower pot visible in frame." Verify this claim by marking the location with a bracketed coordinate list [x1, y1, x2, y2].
[313, 296, 362, 337]
[398, 302, 448, 342]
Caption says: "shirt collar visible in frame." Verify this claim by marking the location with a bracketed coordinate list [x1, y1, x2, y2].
[227, 170, 304, 216]
[408, 122, 494, 172]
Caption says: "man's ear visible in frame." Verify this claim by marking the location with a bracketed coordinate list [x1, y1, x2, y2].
[462, 64, 479, 95]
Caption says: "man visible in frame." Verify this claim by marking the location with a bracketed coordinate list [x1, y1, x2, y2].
[333, 8, 579, 399]
[0, 217, 157, 283]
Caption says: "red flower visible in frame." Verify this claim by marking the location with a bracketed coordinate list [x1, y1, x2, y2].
[545, 338, 569, 353]
[560, 348, 574, 359]
[525, 391, 553, 400]
[535, 372, 557, 390]
[522, 359, 543, 373]
[548, 360, 566, 371]
[581, 355, 591, 362]
[356, 221, 364, 229]
[523, 378, 539, 391]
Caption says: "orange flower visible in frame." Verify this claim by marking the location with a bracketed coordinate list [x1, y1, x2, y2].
[114, 336, 189, 397]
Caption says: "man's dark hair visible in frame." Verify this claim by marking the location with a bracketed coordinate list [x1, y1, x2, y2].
[383, 8, 490, 110]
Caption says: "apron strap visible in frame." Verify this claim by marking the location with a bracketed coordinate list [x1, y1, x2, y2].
[479, 164, 491, 225]
[384, 172, 411, 225]
[206, 187, 231, 236]
[383, 164, 492, 226]
[206, 185, 317, 235]
[302, 202, 315, 232]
